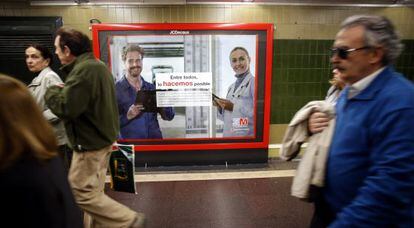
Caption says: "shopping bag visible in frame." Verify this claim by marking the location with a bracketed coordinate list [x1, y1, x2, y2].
[109, 144, 137, 194]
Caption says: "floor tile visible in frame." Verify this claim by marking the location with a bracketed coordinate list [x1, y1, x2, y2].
[106, 172, 313, 228]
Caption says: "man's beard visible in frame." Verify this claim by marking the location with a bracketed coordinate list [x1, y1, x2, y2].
[128, 67, 140, 78]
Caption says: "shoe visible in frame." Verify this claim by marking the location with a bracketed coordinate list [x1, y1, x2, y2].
[130, 212, 146, 228]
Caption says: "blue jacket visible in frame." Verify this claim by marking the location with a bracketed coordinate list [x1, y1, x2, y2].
[115, 76, 174, 139]
[325, 67, 414, 227]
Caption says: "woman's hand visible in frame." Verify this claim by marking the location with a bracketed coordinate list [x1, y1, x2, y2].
[215, 98, 234, 111]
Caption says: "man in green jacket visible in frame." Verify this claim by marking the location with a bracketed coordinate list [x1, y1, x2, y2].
[45, 27, 145, 228]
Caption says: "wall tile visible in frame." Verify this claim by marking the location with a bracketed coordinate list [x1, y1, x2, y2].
[271, 39, 414, 124]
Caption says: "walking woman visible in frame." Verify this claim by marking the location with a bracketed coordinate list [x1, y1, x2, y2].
[25, 43, 71, 169]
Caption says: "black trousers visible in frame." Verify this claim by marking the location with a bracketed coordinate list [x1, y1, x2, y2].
[309, 186, 336, 228]
[58, 144, 73, 174]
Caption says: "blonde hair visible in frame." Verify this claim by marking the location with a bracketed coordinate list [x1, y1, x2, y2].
[329, 69, 346, 90]
[0, 74, 57, 170]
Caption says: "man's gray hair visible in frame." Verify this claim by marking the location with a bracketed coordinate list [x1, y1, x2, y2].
[340, 15, 403, 65]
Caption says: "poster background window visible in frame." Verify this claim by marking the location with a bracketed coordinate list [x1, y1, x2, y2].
[109, 34, 256, 139]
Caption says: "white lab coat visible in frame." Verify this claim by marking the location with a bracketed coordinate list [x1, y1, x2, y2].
[218, 72, 255, 137]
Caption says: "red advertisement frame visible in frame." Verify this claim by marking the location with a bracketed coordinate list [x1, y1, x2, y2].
[92, 23, 273, 152]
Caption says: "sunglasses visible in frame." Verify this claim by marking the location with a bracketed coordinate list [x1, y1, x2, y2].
[330, 46, 370, 59]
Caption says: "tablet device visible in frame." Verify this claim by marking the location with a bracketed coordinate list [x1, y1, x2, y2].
[212, 93, 221, 101]
[135, 90, 157, 112]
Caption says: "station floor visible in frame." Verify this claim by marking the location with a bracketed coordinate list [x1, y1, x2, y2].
[105, 159, 314, 228]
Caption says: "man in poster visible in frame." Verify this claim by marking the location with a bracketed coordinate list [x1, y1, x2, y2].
[115, 44, 174, 139]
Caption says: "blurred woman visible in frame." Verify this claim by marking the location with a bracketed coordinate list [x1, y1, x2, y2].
[308, 69, 346, 134]
[214, 46, 255, 137]
[0, 74, 82, 228]
[325, 68, 346, 104]
[25, 43, 71, 169]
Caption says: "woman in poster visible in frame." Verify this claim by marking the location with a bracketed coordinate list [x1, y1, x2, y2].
[214, 47, 255, 137]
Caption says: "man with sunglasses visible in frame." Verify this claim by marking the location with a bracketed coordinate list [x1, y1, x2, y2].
[309, 15, 414, 227]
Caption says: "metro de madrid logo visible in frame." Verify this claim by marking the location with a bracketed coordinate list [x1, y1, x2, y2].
[170, 30, 190, 35]
[232, 117, 248, 129]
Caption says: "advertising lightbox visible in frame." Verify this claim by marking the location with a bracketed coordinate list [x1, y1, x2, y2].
[92, 23, 273, 165]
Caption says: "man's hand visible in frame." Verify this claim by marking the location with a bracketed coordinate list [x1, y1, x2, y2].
[308, 112, 330, 134]
[127, 104, 143, 120]
[157, 107, 168, 119]
[214, 98, 234, 111]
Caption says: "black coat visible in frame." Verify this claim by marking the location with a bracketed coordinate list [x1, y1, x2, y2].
[0, 155, 82, 228]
